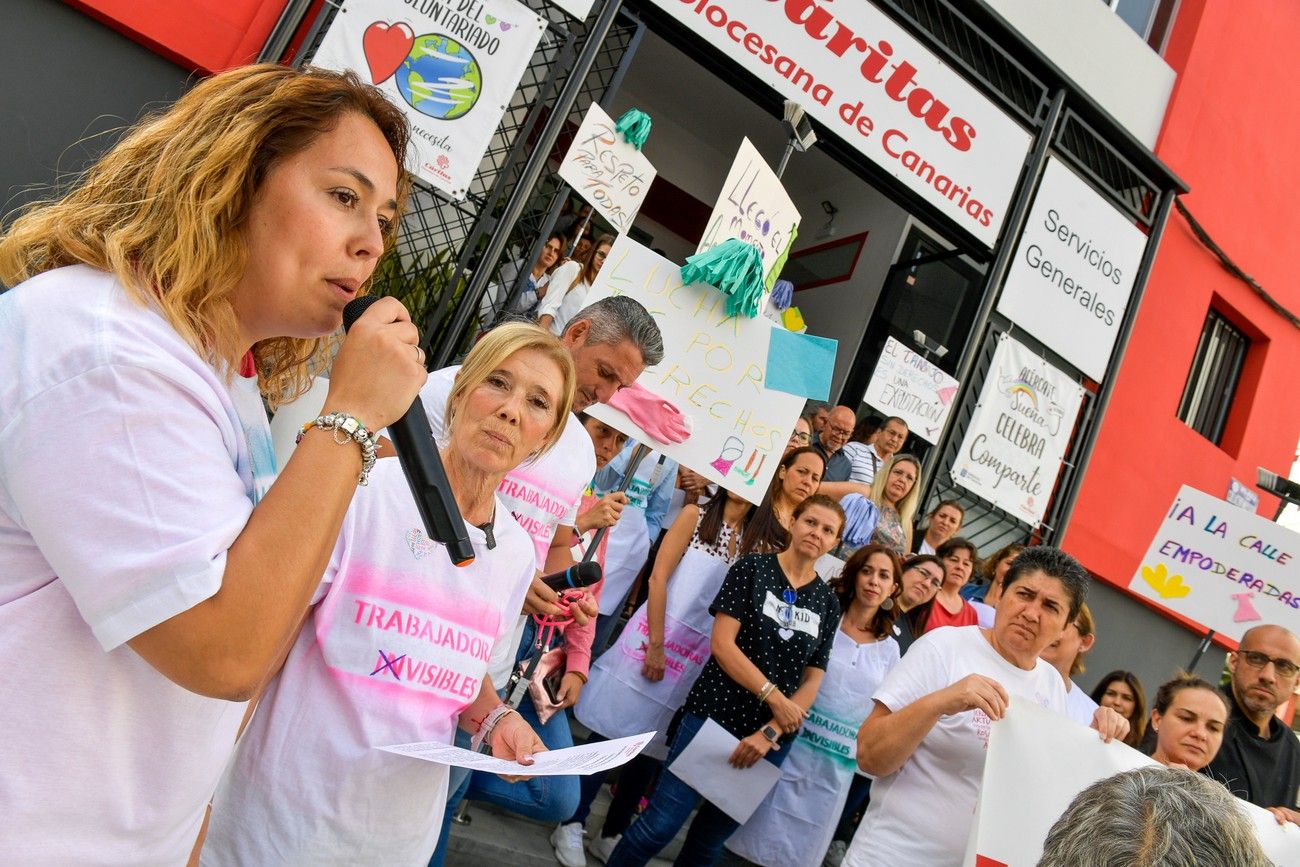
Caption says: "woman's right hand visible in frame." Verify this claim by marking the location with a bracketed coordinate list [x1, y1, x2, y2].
[323, 296, 427, 430]
[641, 642, 666, 681]
[765, 690, 808, 733]
[938, 674, 1010, 720]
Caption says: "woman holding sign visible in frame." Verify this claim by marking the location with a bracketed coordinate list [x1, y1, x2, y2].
[722, 544, 903, 867]
[606, 495, 846, 867]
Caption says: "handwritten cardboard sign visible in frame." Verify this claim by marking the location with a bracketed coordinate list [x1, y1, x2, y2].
[951, 334, 1084, 526]
[584, 236, 805, 505]
[558, 103, 657, 234]
[1128, 485, 1300, 641]
[863, 336, 960, 443]
[696, 138, 801, 283]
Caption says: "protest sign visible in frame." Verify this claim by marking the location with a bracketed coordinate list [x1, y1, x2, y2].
[968, 702, 1300, 866]
[558, 103, 657, 234]
[863, 336, 960, 443]
[697, 139, 801, 283]
[585, 236, 806, 505]
[951, 334, 1084, 525]
[1127, 485, 1300, 641]
[313, 0, 545, 200]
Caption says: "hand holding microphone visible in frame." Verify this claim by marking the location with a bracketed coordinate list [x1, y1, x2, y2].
[524, 561, 603, 624]
[324, 296, 425, 431]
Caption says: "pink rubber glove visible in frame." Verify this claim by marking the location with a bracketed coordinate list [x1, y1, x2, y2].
[607, 382, 692, 444]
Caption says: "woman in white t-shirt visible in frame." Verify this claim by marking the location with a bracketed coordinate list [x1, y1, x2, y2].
[537, 234, 612, 336]
[0, 66, 426, 865]
[846, 546, 1130, 866]
[204, 323, 575, 865]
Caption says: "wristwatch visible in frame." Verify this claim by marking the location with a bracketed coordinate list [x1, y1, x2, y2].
[761, 723, 781, 743]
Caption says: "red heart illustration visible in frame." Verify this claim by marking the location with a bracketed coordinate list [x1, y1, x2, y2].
[362, 21, 414, 85]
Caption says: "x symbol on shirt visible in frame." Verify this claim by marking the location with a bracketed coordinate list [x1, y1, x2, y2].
[370, 650, 406, 679]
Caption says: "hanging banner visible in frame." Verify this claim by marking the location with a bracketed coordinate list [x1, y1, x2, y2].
[697, 138, 802, 282]
[547, 0, 594, 20]
[585, 236, 806, 505]
[643, 0, 1030, 247]
[951, 334, 1084, 525]
[968, 702, 1300, 866]
[313, 0, 545, 200]
[996, 157, 1149, 381]
[1127, 485, 1300, 641]
[863, 336, 960, 443]
[558, 103, 657, 234]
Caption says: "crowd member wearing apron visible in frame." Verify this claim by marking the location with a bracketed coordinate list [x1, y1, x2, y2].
[606, 495, 846, 867]
[722, 545, 903, 867]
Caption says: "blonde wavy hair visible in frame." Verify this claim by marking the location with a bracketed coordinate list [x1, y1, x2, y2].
[447, 323, 577, 460]
[870, 453, 923, 531]
[0, 64, 411, 407]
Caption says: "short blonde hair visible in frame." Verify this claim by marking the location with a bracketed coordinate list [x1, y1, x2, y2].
[0, 64, 411, 408]
[447, 323, 576, 459]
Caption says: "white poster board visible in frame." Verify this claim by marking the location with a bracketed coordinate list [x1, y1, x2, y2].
[951, 334, 1085, 526]
[996, 157, 1149, 380]
[644, 0, 1030, 247]
[1127, 485, 1300, 641]
[585, 236, 804, 504]
[863, 336, 960, 444]
[313, 0, 545, 200]
[696, 138, 801, 282]
[968, 702, 1300, 866]
[558, 103, 657, 234]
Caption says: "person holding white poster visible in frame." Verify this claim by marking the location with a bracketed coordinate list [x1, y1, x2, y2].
[1147, 673, 1229, 773]
[846, 547, 1129, 866]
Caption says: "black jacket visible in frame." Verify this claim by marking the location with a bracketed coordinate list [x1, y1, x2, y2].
[1205, 689, 1300, 808]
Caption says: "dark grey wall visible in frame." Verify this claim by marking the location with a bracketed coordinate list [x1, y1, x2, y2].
[1, 0, 194, 223]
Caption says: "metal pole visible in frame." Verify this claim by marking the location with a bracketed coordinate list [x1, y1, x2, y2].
[775, 139, 796, 179]
[431, 0, 627, 368]
[1047, 186, 1177, 536]
[583, 443, 652, 560]
[1188, 629, 1217, 671]
[256, 0, 315, 63]
[915, 90, 1068, 508]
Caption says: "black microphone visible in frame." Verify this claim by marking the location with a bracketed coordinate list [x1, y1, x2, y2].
[539, 561, 602, 591]
[343, 297, 476, 567]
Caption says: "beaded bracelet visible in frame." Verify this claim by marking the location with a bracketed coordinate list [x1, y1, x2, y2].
[296, 412, 379, 486]
[470, 704, 520, 754]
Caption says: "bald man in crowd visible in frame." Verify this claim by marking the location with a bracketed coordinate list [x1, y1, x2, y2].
[813, 405, 882, 502]
[1205, 624, 1300, 824]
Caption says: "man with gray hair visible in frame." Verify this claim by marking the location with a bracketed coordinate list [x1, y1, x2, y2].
[1038, 765, 1271, 866]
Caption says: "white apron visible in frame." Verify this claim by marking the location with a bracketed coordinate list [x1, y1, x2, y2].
[597, 453, 671, 616]
[575, 516, 734, 760]
[725, 630, 900, 866]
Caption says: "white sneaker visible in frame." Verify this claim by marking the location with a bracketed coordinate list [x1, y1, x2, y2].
[551, 822, 588, 867]
[587, 833, 620, 864]
[823, 839, 848, 867]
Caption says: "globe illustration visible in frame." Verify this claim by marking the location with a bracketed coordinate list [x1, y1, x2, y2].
[394, 34, 482, 120]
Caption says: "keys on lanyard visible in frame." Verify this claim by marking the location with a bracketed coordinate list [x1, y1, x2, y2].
[781, 587, 798, 629]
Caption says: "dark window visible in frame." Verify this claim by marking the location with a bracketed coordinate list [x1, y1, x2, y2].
[1177, 309, 1249, 445]
[1103, 0, 1181, 53]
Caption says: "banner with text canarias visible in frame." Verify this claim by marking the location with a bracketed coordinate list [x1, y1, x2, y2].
[643, 0, 1030, 247]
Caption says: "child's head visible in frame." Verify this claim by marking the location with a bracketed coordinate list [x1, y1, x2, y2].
[577, 412, 629, 470]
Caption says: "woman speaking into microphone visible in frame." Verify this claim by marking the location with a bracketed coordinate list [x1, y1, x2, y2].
[0, 65, 424, 864]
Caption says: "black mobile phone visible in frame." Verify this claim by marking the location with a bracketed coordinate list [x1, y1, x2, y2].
[542, 668, 565, 705]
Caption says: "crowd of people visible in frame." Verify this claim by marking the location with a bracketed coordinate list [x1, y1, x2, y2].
[2, 63, 1298, 867]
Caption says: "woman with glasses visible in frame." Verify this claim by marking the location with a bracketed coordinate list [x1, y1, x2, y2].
[538, 233, 613, 336]
[511, 231, 566, 318]
[892, 555, 944, 655]
[868, 455, 922, 555]
[784, 414, 814, 457]
[919, 537, 980, 632]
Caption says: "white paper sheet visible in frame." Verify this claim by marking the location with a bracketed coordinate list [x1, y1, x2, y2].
[667, 718, 783, 824]
[379, 731, 654, 776]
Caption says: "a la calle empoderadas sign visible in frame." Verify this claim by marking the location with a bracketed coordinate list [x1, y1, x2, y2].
[644, 0, 1032, 247]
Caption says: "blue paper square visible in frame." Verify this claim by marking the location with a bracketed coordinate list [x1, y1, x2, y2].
[766, 329, 837, 400]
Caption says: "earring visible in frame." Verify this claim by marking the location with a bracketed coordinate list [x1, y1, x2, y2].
[881, 597, 895, 611]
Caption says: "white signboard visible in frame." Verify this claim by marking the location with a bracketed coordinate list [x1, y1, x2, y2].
[1128, 485, 1300, 641]
[559, 103, 657, 234]
[863, 336, 960, 443]
[314, 0, 545, 200]
[996, 157, 1149, 380]
[547, 0, 594, 20]
[585, 236, 804, 505]
[968, 702, 1300, 866]
[697, 138, 801, 282]
[951, 334, 1084, 525]
[644, 0, 1030, 247]
[1228, 477, 1262, 512]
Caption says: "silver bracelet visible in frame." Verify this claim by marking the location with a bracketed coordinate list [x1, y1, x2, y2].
[296, 412, 379, 485]
[470, 704, 519, 754]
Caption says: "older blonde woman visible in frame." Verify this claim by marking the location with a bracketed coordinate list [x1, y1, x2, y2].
[204, 323, 575, 864]
[0, 65, 424, 864]
[868, 454, 922, 555]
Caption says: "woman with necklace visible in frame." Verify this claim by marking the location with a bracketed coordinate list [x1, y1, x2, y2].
[868, 455, 922, 555]
[723, 544, 903, 867]
[606, 495, 846, 867]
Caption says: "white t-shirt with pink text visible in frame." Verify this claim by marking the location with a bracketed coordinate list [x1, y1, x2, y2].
[204, 458, 534, 865]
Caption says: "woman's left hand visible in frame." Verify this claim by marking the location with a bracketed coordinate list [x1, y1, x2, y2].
[1090, 705, 1130, 743]
[556, 672, 585, 708]
[490, 712, 546, 782]
[729, 732, 777, 769]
